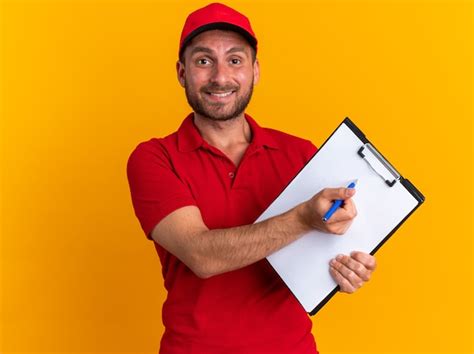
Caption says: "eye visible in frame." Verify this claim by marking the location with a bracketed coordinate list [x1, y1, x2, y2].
[197, 58, 211, 65]
[230, 58, 241, 65]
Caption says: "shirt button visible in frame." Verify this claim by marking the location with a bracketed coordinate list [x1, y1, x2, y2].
[228, 172, 235, 179]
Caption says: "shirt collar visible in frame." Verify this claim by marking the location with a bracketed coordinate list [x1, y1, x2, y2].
[177, 112, 279, 153]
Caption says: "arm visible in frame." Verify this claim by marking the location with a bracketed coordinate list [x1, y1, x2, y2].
[151, 187, 358, 279]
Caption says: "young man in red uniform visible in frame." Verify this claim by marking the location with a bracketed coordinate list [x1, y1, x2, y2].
[127, 3, 377, 353]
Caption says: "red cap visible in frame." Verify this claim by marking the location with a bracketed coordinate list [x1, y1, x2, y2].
[179, 3, 258, 58]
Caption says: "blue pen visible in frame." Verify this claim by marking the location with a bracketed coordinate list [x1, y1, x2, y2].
[322, 180, 358, 222]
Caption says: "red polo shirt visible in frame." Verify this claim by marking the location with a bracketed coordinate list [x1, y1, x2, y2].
[127, 113, 318, 354]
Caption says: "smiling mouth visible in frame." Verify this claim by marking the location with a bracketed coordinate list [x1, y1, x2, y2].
[205, 90, 236, 98]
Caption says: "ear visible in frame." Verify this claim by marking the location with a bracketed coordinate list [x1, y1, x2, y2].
[253, 58, 260, 86]
[176, 60, 185, 87]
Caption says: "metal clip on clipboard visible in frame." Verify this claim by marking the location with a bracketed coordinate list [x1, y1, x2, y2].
[358, 143, 400, 187]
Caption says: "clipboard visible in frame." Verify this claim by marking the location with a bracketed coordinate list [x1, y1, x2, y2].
[256, 117, 425, 316]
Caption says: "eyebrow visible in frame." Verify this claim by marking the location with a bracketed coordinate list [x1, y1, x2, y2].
[189, 46, 248, 56]
[189, 46, 213, 56]
[226, 46, 246, 54]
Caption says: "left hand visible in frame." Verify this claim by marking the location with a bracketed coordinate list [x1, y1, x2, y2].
[329, 251, 377, 293]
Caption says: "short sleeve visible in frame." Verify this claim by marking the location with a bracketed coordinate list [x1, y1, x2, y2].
[301, 139, 318, 163]
[126, 140, 197, 240]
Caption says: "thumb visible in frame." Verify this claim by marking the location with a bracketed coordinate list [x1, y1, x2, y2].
[321, 187, 355, 200]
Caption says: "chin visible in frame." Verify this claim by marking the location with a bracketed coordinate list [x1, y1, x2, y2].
[203, 113, 241, 122]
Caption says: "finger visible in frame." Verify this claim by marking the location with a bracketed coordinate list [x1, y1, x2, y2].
[350, 251, 377, 271]
[321, 187, 356, 201]
[324, 210, 355, 224]
[330, 257, 364, 289]
[324, 218, 353, 235]
[325, 201, 357, 224]
[329, 266, 356, 293]
[334, 254, 370, 281]
[341, 198, 357, 217]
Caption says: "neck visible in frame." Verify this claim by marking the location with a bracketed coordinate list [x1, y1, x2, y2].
[193, 112, 252, 150]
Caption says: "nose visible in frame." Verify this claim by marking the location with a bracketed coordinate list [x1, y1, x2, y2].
[210, 60, 231, 86]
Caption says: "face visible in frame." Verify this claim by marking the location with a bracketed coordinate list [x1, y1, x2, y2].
[177, 30, 260, 122]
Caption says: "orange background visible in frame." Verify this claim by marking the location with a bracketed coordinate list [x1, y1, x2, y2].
[1, 0, 473, 353]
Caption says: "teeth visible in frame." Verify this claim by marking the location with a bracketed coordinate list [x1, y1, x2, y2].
[210, 91, 233, 97]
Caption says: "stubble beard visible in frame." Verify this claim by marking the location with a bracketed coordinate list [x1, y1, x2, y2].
[184, 80, 254, 122]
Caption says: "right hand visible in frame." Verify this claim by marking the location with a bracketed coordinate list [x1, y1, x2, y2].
[298, 187, 357, 235]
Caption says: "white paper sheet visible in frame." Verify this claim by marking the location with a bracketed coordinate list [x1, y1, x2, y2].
[257, 122, 420, 314]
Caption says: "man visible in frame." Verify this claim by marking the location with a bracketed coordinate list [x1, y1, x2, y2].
[127, 3, 377, 353]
